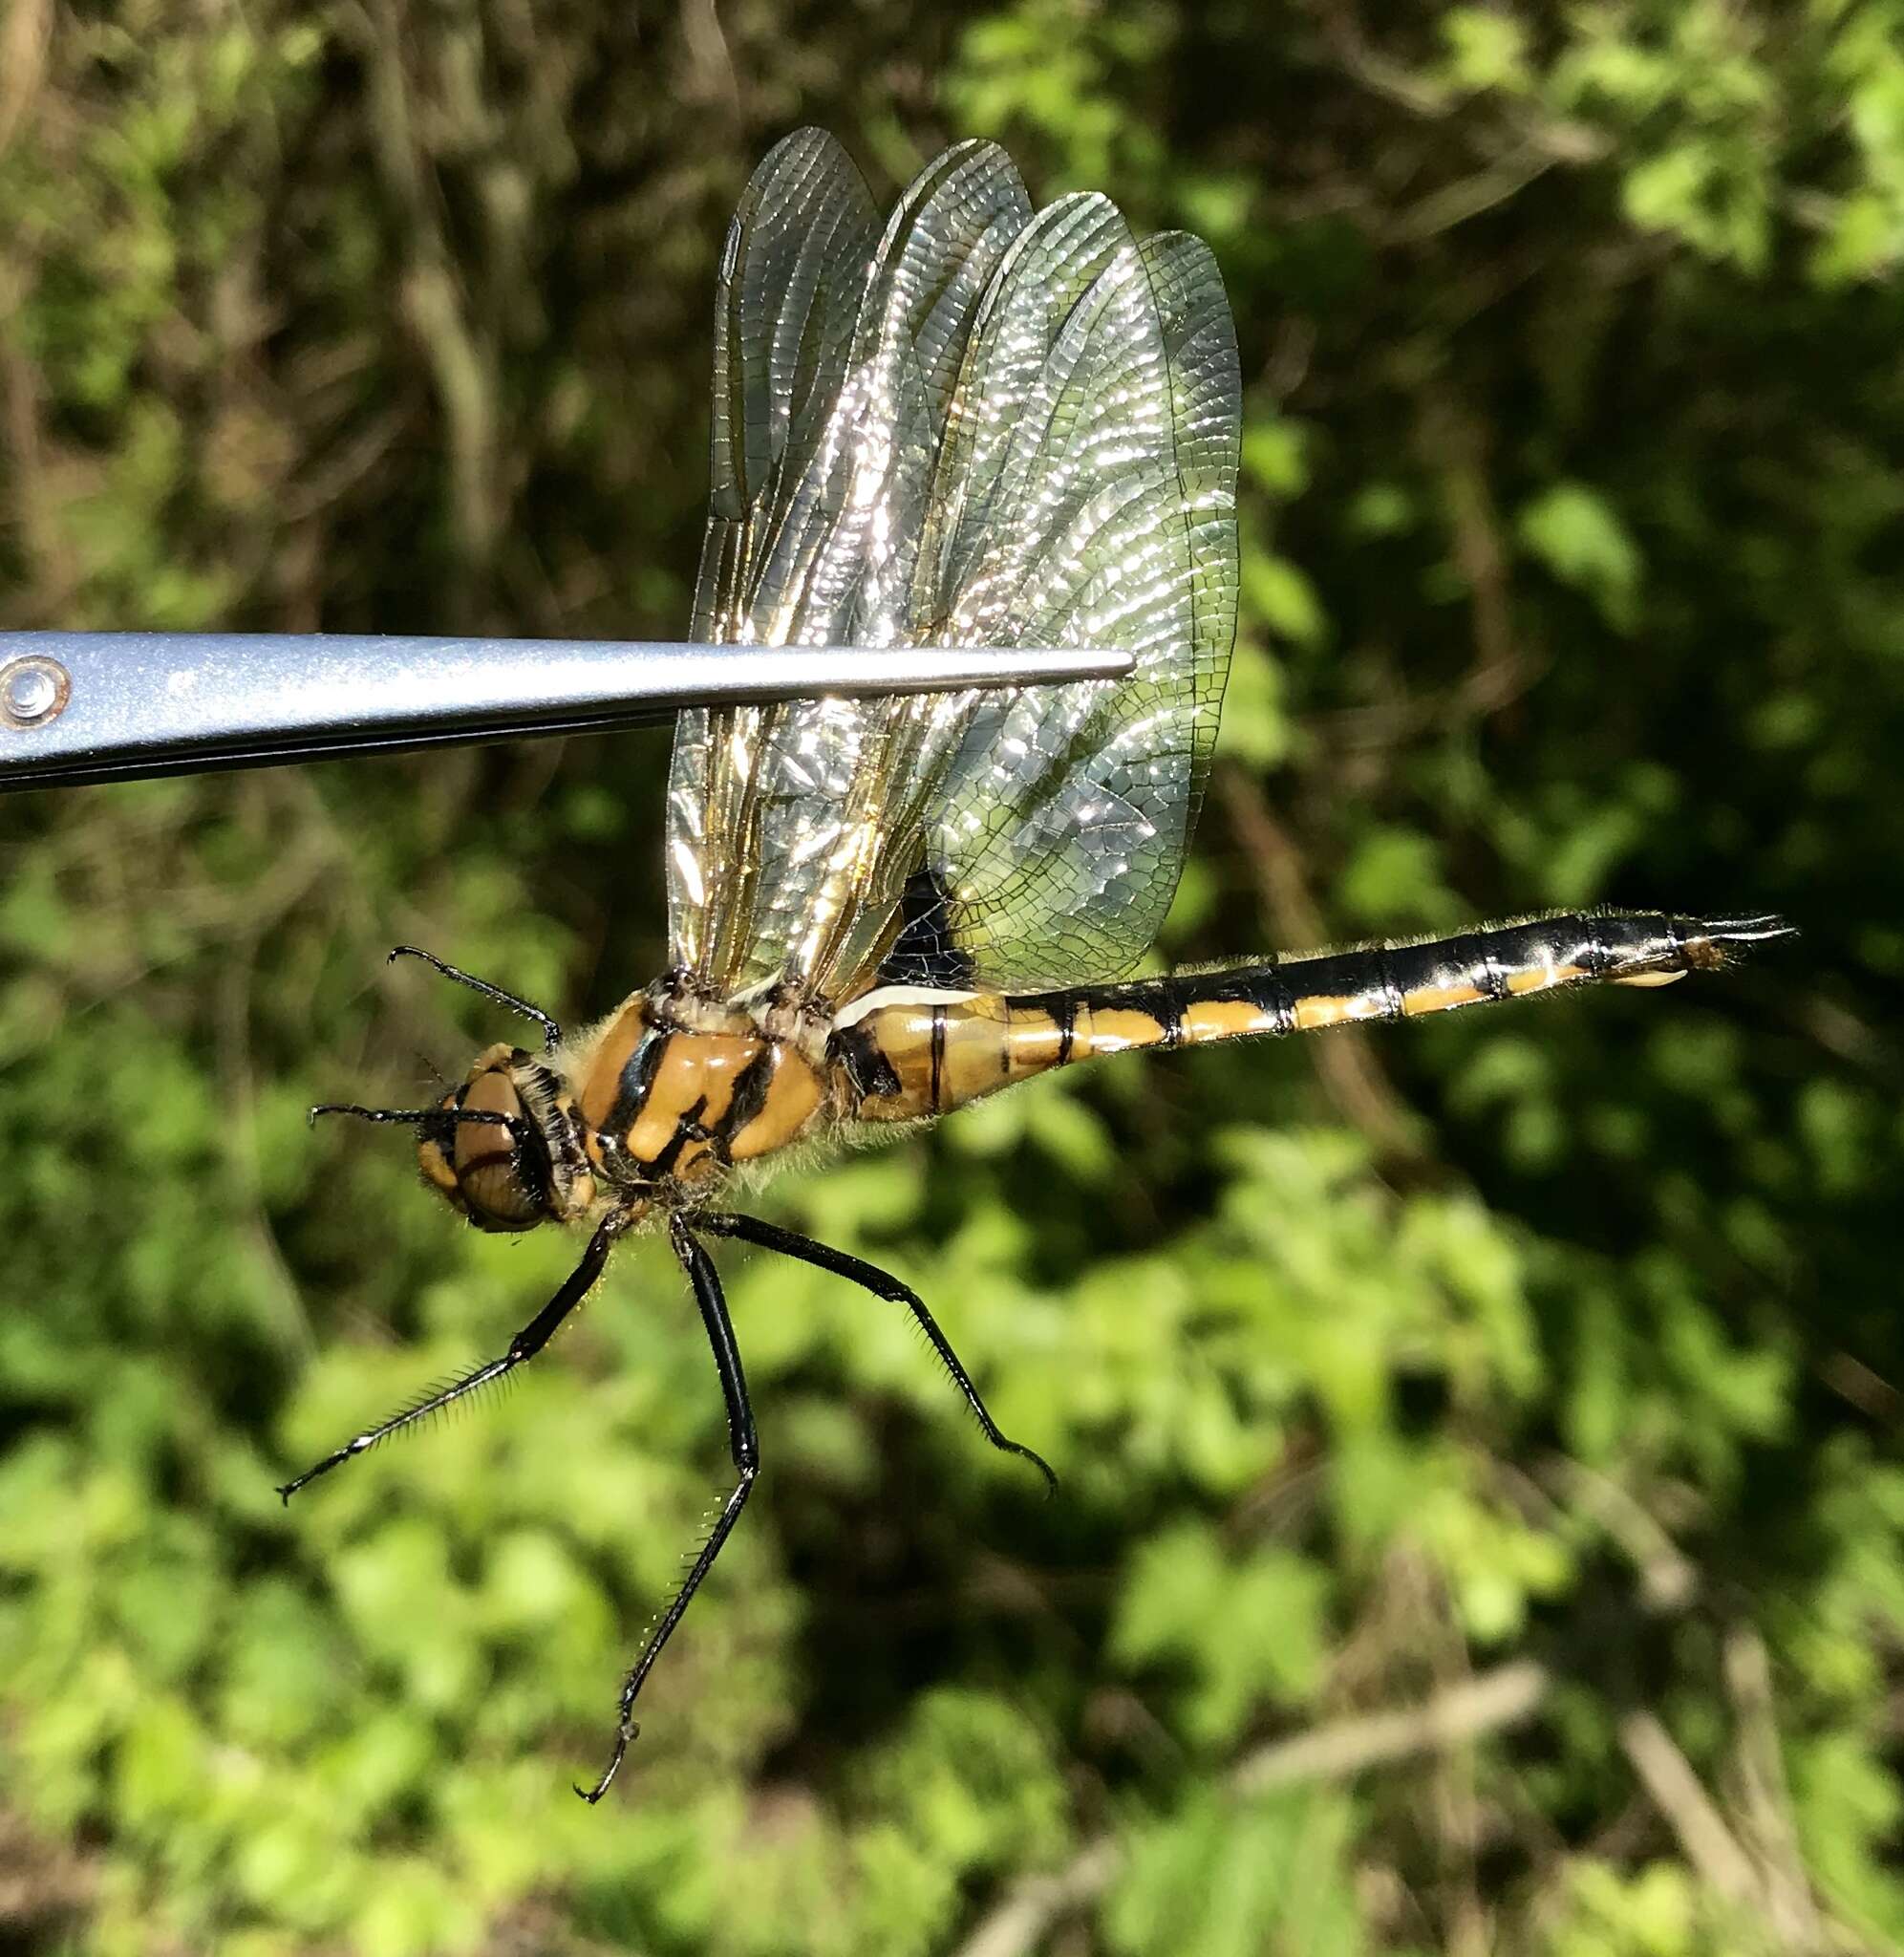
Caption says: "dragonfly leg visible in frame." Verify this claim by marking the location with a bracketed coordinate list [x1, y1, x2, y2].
[697, 1210, 1057, 1494]
[276, 1210, 626, 1502]
[576, 1212, 759, 1803]
[389, 943, 563, 1052]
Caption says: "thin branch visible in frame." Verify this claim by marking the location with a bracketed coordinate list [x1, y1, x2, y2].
[1615, 1710, 1761, 1908]
[1724, 1624, 1825, 1952]
[1394, 146, 1555, 243]
[1415, 385, 1528, 723]
[0, 0, 50, 154]
[355, 0, 503, 582]
[1537, 1457, 1699, 1613]
[952, 1657, 1551, 1957]
[678, 0, 740, 110]
[954, 1839, 1123, 1957]
[1233, 1656, 1549, 1794]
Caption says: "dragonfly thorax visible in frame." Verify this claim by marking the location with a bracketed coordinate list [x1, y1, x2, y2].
[569, 993, 827, 1196]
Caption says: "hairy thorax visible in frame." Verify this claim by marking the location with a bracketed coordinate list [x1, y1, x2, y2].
[566, 977, 829, 1200]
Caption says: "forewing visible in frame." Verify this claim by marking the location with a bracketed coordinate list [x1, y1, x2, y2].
[668, 130, 876, 979]
[667, 135, 1037, 994]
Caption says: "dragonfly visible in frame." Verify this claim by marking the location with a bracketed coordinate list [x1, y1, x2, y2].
[283, 129, 1794, 1800]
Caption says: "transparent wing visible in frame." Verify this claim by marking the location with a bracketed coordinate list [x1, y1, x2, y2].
[666, 134, 1240, 1001]
[890, 222, 1241, 990]
[667, 132, 1035, 992]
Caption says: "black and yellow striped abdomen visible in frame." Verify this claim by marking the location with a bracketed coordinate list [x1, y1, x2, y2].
[829, 911, 1792, 1124]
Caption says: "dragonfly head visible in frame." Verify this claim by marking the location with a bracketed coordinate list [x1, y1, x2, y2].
[415, 1043, 598, 1233]
[311, 1043, 597, 1236]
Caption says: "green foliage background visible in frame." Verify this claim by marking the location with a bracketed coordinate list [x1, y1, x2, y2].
[1, 3, 1899, 1952]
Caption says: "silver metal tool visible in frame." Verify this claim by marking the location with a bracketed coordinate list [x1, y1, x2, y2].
[0, 631, 1133, 791]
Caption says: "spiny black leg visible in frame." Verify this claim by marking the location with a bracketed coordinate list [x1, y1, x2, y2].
[390, 944, 563, 1052]
[696, 1210, 1057, 1495]
[277, 1210, 626, 1502]
[577, 1213, 759, 1804]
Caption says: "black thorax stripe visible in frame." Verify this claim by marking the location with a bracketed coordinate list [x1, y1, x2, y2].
[648, 1095, 711, 1175]
[604, 1029, 667, 1138]
[712, 1043, 778, 1161]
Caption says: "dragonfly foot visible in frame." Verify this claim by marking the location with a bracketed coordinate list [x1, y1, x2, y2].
[574, 1721, 639, 1804]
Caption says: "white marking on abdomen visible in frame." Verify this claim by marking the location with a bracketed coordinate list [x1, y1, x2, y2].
[830, 984, 983, 1030]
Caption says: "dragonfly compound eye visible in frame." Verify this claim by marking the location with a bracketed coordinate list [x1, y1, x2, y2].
[424, 1064, 552, 1233]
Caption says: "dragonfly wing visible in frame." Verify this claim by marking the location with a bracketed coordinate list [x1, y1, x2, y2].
[888, 220, 1242, 991]
[668, 129, 876, 980]
[668, 136, 1241, 1002]
[667, 133, 1036, 993]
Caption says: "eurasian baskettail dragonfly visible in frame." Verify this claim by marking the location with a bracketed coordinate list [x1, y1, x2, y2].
[283, 130, 1794, 1799]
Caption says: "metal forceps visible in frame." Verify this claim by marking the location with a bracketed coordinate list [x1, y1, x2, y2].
[0, 632, 1133, 791]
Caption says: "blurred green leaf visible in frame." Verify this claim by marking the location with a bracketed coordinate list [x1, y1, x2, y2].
[1516, 481, 1643, 634]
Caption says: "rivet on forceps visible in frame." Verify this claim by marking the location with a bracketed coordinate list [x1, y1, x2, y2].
[1, 655, 71, 730]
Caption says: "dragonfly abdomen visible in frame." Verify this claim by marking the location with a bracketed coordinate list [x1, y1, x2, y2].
[832, 912, 1792, 1122]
